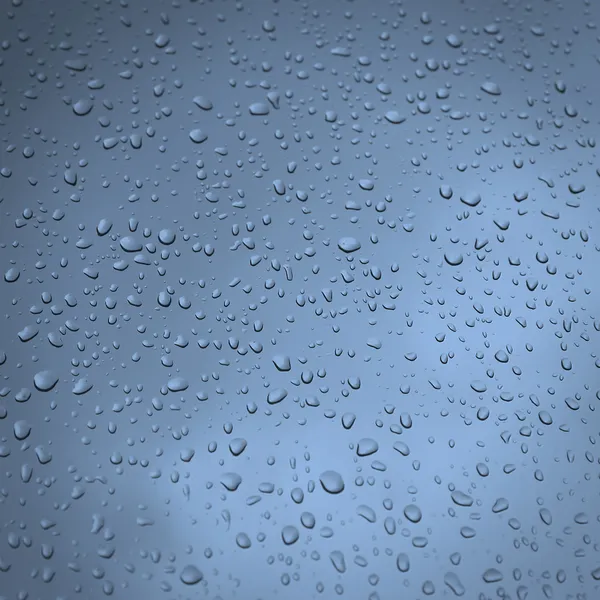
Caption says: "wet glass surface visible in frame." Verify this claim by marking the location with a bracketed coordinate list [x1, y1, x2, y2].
[1, 0, 600, 598]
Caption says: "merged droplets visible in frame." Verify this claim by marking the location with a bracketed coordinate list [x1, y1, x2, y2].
[444, 572, 465, 597]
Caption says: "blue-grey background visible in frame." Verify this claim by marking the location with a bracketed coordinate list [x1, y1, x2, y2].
[1, 0, 600, 598]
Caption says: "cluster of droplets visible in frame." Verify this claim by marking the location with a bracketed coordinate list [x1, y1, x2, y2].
[1, 0, 600, 598]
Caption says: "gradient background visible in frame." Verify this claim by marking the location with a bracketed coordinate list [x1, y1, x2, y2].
[1, 0, 600, 598]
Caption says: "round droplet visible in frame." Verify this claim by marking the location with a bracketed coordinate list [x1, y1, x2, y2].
[167, 377, 189, 392]
[189, 129, 208, 143]
[220, 472, 242, 491]
[154, 33, 170, 48]
[319, 470, 345, 494]
[300, 512, 316, 528]
[72, 378, 93, 395]
[338, 237, 361, 253]
[193, 96, 213, 110]
[341, 413, 356, 430]
[97, 219, 113, 236]
[539, 508, 552, 525]
[446, 34, 463, 48]
[267, 388, 287, 404]
[476, 463, 489, 477]
[158, 229, 176, 245]
[4, 268, 19, 283]
[451, 490, 473, 507]
[492, 498, 509, 513]
[356, 438, 379, 456]
[396, 553, 410, 572]
[272, 355, 291, 371]
[281, 525, 299, 545]
[13, 420, 31, 440]
[34, 370, 59, 392]
[120, 236, 142, 252]
[470, 380, 487, 393]
[384, 110, 406, 124]
[393, 441, 410, 456]
[481, 81, 501, 95]
[249, 102, 270, 116]
[460, 192, 482, 207]
[180, 564, 203, 585]
[229, 438, 247, 456]
[403, 504, 422, 523]
[236, 532, 251, 549]
[444, 252, 463, 266]
[494, 350, 509, 363]
[73, 98, 94, 116]
[477, 407, 490, 421]
[440, 185, 453, 199]
[180, 448, 195, 463]
[482, 568, 503, 583]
